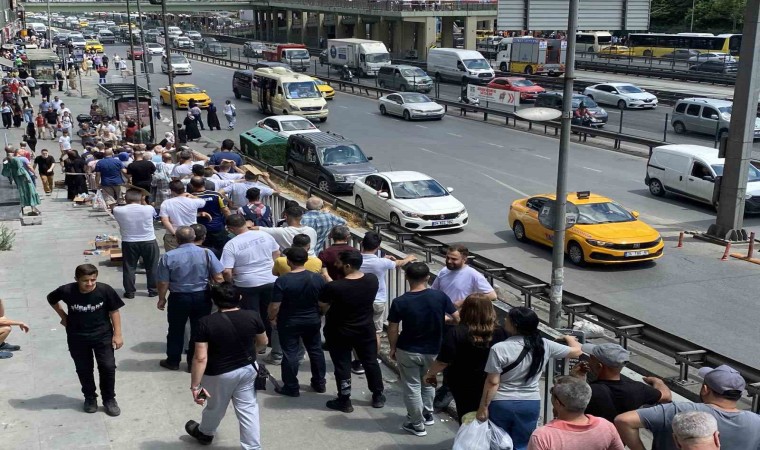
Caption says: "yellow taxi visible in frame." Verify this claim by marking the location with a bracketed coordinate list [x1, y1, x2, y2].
[597, 45, 630, 58]
[311, 78, 335, 100]
[508, 191, 664, 265]
[158, 82, 211, 109]
[85, 40, 104, 53]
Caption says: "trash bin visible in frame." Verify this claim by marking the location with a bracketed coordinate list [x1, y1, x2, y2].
[239, 127, 287, 167]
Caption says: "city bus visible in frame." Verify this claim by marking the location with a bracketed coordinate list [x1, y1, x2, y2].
[576, 31, 612, 53]
[627, 33, 742, 57]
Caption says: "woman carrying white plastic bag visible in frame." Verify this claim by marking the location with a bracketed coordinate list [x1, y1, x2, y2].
[453, 412, 513, 450]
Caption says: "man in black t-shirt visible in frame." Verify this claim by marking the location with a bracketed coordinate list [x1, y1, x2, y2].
[47, 264, 124, 416]
[33, 148, 55, 195]
[126, 150, 156, 194]
[572, 342, 672, 422]
[319, 249, 385, 413]
[269, 247, 327, 397]
[186, 282, 267, 448]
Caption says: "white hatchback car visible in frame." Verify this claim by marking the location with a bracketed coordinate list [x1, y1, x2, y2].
[582, 83, 658, 109]
[256, 115, 321, 138]
[353, 171, 468, 231]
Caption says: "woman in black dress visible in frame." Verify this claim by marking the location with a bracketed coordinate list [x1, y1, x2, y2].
[12, 103, 22, 128]
[206, 102, 221, 131]
[423, 294, 509, 423]
[62, 149, 88, 200]
[183, 112, 201, 142]
[24, 121, 37, 152]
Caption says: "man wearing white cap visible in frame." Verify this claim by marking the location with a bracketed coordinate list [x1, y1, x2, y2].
[572, 343, 672, 422]
[615, 364, 760, 450]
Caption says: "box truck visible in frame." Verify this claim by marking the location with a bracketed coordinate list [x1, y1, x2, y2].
[263, 43, 310, 72]
[327, 38, 391, 77]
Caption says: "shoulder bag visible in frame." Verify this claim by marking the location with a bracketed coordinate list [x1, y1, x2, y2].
[501, 344, 531, 375]
[218, 311, 273, 391]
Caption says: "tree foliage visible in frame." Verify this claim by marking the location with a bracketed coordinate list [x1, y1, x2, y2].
[650, 0, 746, 33]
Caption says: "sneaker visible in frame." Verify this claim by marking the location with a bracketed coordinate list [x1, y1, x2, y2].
[103, 399, 121, 417]
[0, 342, 20, 351]
[351, 360, 365, 375]
[0, 350, 12, 359]
[123, 292, 135, 299]
[310, 381, 326, 393]
[275, 385, 300, 397]
[423, 412, 435, 426]
[371, 392, 386, 409]
[402, 422, 427, 437]
[326, 397, 354, 413]
[159, 359, 179, 371]
[433, 386, 454, 411]
[185, 420, 213, 445]
[83, 397, 98, 413]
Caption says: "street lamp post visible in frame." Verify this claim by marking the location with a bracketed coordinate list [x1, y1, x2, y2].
[134, 0, 153, 95]
[45, 0, 52, 45]
[126, 0, 142, 144]
[691, 0, 696, 32]
[149, 0, 179, 141]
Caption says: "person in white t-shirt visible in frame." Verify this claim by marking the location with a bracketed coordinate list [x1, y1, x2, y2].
[158, 180, 206, 252]
[221, 214, 280, 341]
[432, 244, 497, 307]
[219, 170, 278, 209]
[113, 189, 160, 299]
[58, 130, 72, 152]
[360, 231, 416, 350]
[170, 150, 195, 181]
[254, 206, 318, 256]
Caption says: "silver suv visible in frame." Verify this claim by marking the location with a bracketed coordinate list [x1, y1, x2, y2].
[671, 97, 760, 139]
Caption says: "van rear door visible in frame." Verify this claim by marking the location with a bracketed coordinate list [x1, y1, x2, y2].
[649, 149, 691, 193]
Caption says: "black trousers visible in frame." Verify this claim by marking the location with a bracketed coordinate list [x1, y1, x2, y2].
[326, 328, 383, 397]
[237, 284, 273, 340]
[166, 291, 211, 366]
[279, 321, 326, 392]
[122, 240, 160, 295]
[202, 229, 229, 256]
[68, 336, 116, 400]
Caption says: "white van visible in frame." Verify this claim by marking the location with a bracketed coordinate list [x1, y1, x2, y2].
[28, 23, 47, 35]
[646, 144, 760, 212]
[252, 67, 328, 122]
[167, 26, 182, 36]
[426, 48, 494, 84]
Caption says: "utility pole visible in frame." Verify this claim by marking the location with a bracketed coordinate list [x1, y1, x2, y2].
[549, 0, 579, 328]
[45, 0, 51, 44]
[134, 0, 152, 95]
[126, 0, 142, 144]
[706, 0, 760, 241]
[149, 0, 179, 140]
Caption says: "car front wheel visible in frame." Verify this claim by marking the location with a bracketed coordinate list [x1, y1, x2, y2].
[355, 196, 364, 210]
[379, 105, 387, 115]
[567, 242, 585, 266]
[390, 213, 401, 227]
[617, 99, 627, 110]
[318, 178, 330, 192]
[403, 110, 411, 121]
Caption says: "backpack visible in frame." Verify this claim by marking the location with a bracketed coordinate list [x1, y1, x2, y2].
[241, 202, 272, 227]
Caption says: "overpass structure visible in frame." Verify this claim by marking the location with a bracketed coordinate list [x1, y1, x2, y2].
[21, 0, 498, 58]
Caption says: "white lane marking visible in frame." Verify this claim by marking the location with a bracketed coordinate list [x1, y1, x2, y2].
[336, 105, 349, 109]
[481, 173, 530, 197]
[583, 167, 602, 173]
[533, 154, 551, 160]
[447, 132, 463, 137]
[419, 147, 435, 153]
[416, 124, 428, 129]
[366, 112, 375, 115]
[484, 142, 504, 148]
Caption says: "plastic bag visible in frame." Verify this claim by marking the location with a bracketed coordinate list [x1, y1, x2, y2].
[572, 315, 613, 339]
[489, 421, 513, 450]
[453, 419, 490, 450]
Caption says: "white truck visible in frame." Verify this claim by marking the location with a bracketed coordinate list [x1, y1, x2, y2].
[327, 38, 391, 77]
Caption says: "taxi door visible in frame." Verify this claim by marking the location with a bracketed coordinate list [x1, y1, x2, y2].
[523, 197, 552, 244]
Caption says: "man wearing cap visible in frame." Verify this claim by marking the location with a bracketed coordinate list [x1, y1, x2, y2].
[615, 364, 760, 450]
[571, 342, 672, 422]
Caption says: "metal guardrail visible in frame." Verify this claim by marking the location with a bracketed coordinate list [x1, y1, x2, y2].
[576, 60, 735, 86]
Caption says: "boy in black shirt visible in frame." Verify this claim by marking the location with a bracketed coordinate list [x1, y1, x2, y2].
[47, 264, 124, 416]
[319, 249, 385, 413]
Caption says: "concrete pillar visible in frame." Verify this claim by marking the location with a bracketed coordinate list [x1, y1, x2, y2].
[353, 16, 363, 38]
[316, 13, 325, 47]
[264, 11, 270, 42]
[441, 16, 454, 48]
[285, 10, 293, 42]
[300, 12, 307, 45]
[371, 19, 390, 46]
[391, 20, 405, 56]
[417, 16, 436, 59]
[335, 16, 348, 38]
[463, 16, 477, 50]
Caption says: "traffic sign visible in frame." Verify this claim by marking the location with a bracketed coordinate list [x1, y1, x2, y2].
[467, 84, 519, 107]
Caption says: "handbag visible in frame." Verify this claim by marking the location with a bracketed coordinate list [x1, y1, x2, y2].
[219, 311, 272, 391]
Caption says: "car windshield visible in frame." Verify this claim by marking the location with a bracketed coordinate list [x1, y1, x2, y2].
[280, 119, 316, 131]
[572, 97, 599, 108]
[401, 93, 432, 104]
[574, 201, 635, 224]
[175, 86, 202, 94]
[319, 144, 368, 166]
[366, 53, 390, 63]
[463, 58, 490, 69]
[313, 79, 326, 86]
[392, 179, 449, 199]
[401, 68, 427, 78]
[251, 43, 264, 49]
[511, 79, 534, 87]
[617, 85, 643, 94]
[712, 164, 760, 182]
[170, 55, 188, 63]
[719, 106, 732, 114]
[283, 81, 320, 99]
[285, 49, 309, 59]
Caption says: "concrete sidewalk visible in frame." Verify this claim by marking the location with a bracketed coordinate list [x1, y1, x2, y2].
[0, 74, 459, 449]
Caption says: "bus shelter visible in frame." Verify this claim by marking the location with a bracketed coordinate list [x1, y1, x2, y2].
[97, 83, 155, 142]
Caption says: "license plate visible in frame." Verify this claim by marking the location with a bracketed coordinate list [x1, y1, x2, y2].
[624, 250, 649, 257]
[432, 220, 454, 226]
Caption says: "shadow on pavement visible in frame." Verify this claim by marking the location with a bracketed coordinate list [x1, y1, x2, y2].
[8, 394, 82, 411]
[117, 358, 171, 373]
[129, 341, 166, 354]
[138, 436, 239, 450]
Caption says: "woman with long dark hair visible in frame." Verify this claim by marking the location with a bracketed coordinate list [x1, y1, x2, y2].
[476, 307, 582, 450]
[424, 294, 509, 423]
[25, 121, 37, 153]
[12, 102, 22, 128]
[63, 149, 88, 200]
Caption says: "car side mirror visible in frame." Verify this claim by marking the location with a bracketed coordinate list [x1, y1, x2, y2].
[710, 114, 719, 120]
[367, 156, 373, 161]
[631, 210, 640, 218]
[703, 175, 715, 182]
[447, 187, 454, 193]
[378, 191, 389, 199]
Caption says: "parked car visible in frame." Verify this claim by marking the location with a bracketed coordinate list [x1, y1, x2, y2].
[243, 41, 265, 57]
[487, 77, 545, 102]
[378, 93, 444, 121]
[203, 43, 228, 56]
[535, 92, 608, 127]
[689, 60, 738, 74]
[257, 115, 320, 138]
[582, 83, 658, 109]
[662, 49, 699, 60]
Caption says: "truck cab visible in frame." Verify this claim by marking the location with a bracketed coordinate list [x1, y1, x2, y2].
[327, 39, 391, 77]
[264, 44, 310, 72]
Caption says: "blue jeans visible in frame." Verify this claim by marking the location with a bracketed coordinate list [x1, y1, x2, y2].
[166, 291, 211, 366]
[488, 399, 541, 450]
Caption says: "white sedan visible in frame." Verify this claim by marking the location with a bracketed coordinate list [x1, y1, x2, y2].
[582, 83, 658, 109]
[353, 171, 468, 231]
[688, 52, 736, 63]
[145, 43, 164, 55]
[256, 115, 321, 138]
[378, 93, 445, 121]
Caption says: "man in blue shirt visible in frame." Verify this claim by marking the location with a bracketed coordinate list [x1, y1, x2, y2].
[207, 139, 243, 167]
[189, 176, 231, 256]
[156, 226, 224, 372]
[95, 148, 126, 203]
